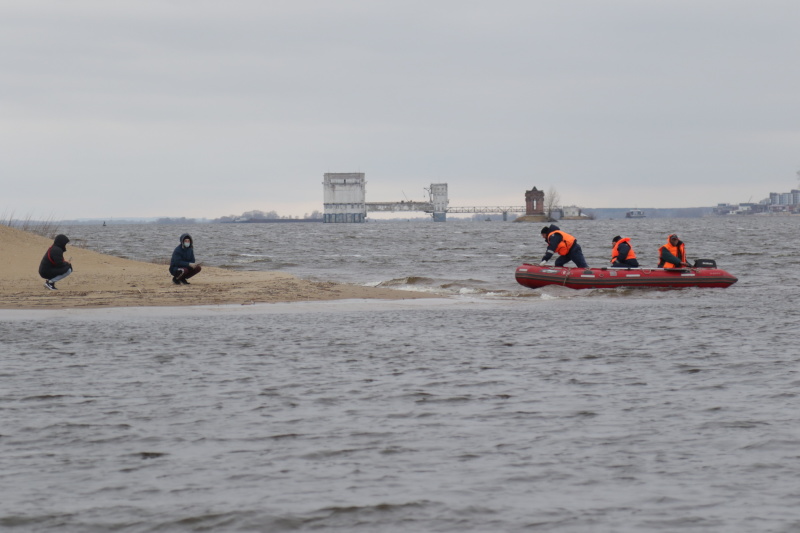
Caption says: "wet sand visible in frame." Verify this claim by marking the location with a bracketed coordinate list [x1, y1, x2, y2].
[0, 225, 437, 309]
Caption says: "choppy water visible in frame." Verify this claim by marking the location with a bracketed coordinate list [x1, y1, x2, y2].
[2, 216, 800, 532]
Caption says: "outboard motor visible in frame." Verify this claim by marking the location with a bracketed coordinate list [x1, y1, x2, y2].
[693, 259, 717, 269]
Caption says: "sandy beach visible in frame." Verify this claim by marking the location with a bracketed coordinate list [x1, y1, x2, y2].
[0, 225, 437, 310]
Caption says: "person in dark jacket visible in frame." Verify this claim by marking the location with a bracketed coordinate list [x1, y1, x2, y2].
[169, 233, 202, 285]
[658, 234, 691, 268]
[610, 235, 639, 268]
[540, 224, 589, 268]
[39, 234, 73, 290]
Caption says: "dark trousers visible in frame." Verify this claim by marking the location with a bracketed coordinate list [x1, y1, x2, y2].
[555, 243, 589, 268]
[612, 259, 640, 268]
[173, 265, 202, 280]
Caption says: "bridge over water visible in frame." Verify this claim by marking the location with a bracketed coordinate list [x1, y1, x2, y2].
[323, 173, 543, 222]
[364, 202, 527, 221]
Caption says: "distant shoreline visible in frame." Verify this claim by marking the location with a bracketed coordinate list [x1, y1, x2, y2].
[222, 219, 323, 223]
[42, 207, 726, 225]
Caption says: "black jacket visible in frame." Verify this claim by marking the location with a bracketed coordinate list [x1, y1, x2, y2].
[169, 233, 196, 275]
[39, 234, 71, 279]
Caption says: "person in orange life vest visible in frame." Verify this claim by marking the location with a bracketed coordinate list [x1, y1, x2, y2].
[610, 235, 639, 268]
[39, 234, 73, 290]
[658, 233, 691, 268]
[539, 225, 589, 268]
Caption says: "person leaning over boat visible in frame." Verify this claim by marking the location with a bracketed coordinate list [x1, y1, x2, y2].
[39, 234, 73, 290]
[169, 233, 202, 285]
[610, 235, 639, 268]
[658, 233, 691, 268]
[539, 225, 589, 268]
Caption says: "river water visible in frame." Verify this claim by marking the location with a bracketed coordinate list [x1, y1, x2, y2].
[2, 216, 799, 532]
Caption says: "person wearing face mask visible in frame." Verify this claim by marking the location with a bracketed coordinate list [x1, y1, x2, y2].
[39, 234, 73, 290]
[169, 233, 202, 285]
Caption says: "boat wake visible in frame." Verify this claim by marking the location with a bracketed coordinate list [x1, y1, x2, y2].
[374, 276, 550, 299]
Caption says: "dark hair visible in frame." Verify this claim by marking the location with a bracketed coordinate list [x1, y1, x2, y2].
[612, 235, 621, 243]
[541, 226, 551, 235]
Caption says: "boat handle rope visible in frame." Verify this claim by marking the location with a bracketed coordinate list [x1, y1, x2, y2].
[562, 268, 570, 286]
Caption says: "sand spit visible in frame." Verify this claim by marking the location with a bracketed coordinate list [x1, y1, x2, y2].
[0, 225, 437, 310]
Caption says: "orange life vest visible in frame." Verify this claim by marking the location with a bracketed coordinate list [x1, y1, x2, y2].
[659, 241, 685, 268]
[611, 237, 637, 264]
[548, 230, 576, 256]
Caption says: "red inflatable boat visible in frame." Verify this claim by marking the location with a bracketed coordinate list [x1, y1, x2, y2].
[515, 261, 737, 290]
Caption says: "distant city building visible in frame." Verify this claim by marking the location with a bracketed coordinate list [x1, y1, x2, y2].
[717, 185, 800, 215]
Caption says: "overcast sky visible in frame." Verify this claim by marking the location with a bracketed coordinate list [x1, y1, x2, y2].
[3, 0, 799, 219]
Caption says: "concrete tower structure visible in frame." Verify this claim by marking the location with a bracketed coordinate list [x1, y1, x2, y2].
[428, 183, 449, 222]
[323, 173, 367, 223]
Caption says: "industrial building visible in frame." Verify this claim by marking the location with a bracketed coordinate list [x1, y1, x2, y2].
[321, 173, 562, 222]
[428, 183, 449, 222]
[322, 173, 367, 223]
[323, 173, 451, 222]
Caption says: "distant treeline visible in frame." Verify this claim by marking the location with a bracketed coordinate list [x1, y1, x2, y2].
[582, 207, 714, 220]
[156, 217, 200, 224]
[227, 219, 322, 223]
[213, 210, 323, 223]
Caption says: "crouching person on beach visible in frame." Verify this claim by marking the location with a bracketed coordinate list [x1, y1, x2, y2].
[169, 233, 202, 285]
[39, 234, 73, 290]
